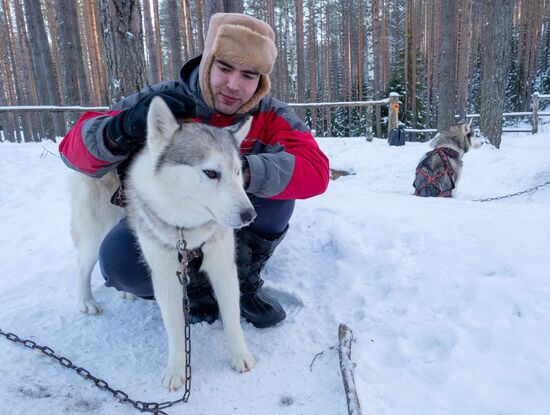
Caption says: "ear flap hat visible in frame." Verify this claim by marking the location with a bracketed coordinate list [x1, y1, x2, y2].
[199, 13, 277, 114]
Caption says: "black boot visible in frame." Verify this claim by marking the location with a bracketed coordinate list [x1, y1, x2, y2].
[235, 227, 288, 328]
[186, 256, 219, 324]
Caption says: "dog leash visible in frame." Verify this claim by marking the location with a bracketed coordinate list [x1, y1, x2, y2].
[473, 180, 550, 202]
[0, 233, 195, 415]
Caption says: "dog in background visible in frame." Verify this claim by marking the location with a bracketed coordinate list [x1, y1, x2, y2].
[413, 122, 482, 197]
[69, 97, 256, 390]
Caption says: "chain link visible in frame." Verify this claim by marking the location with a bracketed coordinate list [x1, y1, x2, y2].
[0, 234, 196, 414]
[0, 327, 187, 414]
[473, 180, 550, 202]
[176, 229, 193, 404]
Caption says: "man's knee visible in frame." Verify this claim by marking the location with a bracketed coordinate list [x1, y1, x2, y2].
[99, 219, 154, 298]
[249, 197, 294, 238]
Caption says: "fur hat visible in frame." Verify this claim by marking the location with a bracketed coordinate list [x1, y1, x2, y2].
[199, 13, 277, 114]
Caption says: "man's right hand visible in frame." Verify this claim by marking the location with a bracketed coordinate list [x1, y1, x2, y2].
[105, 90, 198, 153]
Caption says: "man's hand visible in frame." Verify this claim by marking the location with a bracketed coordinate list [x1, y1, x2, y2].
[243, 166, 251, 187]
[242, 157, 251, 188]
[105, 90, 198, 153]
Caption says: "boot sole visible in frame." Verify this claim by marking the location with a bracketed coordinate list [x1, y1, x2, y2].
[243, 310, 287, 329]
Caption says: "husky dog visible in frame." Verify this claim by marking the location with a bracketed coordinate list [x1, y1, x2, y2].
[413, 122, 482, 197]
[69, 97, 257, 390]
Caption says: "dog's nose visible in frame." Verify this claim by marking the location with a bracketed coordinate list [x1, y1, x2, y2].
[240, 208, 257, 225]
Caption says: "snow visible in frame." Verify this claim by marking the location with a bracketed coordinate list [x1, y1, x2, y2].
[1, 129, 550, 415]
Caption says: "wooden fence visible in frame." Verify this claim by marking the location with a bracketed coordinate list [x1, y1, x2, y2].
[0, 98, 395, 141]
[0, 92, 548, 141]
[403, 92, 550, 137]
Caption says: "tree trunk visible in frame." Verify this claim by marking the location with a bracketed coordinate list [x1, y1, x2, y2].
[437, 0, 457, 131]
[468, 0, 482, 114]
[308, 0, 317, 132]
[99, 0, 148, 105]
[82, 0, 108, 105]
[425, 0, 434, 127]
[204, 0, 243, 29]
[356, 0, 363, 100]
[165, 0, 184, 79]
[144, 0, 160, 83]
[12, 0, 36, 141]
[455, 0, 471, 120]
[325, 0, 332, 136]
[0, 4, 17, 142]
[182, 0, 195, 59]
[295, 0, 305, 118]
[55, 0, 90, 125]
[432, 1, 443, 125]
[266, 0, 277, 98]
[479, 0, 514, 148]
[223, 0, 243, 13]
[196, 0, 205, 51]
[372, 0, 381, 137]
[23, 0, 65, 141]
[152, 0, 163, 79]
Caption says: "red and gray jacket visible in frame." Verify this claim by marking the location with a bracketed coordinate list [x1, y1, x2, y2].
[59, 56, 329, 200]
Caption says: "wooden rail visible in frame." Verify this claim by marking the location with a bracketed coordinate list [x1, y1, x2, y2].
[404, 92, 549, 137]
[1, 92, 547, 141]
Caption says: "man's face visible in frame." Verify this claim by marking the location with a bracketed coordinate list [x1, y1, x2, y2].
[210, 59, 261, 115]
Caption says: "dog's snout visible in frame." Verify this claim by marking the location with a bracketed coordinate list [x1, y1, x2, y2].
[240, 208, 257, 225]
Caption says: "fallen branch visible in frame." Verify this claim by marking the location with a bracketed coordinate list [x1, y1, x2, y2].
[338, 323, 362, 415]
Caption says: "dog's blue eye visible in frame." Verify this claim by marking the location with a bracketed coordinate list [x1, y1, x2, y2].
[203, 170, 219, 179]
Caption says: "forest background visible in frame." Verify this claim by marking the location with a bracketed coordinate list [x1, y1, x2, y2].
[0, 0, 549, 147]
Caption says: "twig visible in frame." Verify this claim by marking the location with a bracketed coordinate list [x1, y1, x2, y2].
[309, 350, 325, 371]
[338, 323, 362, 415]
[309, 346, 336, 372]
[41, 146, 61, 159]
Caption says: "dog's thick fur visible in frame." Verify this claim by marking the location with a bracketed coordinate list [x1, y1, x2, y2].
[413, 123, 482, 197]
[69, 97, 257, 390]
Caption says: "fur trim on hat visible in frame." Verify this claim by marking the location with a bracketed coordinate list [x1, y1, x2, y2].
[199, 13, 277, 114]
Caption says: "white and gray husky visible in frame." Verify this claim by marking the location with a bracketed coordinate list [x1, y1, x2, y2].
[413, 123, 482, 197]
[69, 97, 256, 390]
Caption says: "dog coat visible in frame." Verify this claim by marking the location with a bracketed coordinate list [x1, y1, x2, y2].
[413, 147, 459, 197]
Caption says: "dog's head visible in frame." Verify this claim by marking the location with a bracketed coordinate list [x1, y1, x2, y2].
[430, 122, 482, 155]
[144, 96, 256, 228]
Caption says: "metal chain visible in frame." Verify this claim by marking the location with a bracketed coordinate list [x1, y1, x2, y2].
[473, 180, 550, 202]
[0, 328, 186, 414]
[175, 229, 193, 403]
[0, 233, 196, 415]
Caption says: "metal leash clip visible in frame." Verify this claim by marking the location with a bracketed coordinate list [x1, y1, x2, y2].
[176, 230, 191, 286]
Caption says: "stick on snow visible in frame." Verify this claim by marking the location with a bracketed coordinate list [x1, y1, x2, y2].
[338, 323, 362, 415]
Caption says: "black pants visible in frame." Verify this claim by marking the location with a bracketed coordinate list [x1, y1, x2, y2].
[99, 196, 294, 297]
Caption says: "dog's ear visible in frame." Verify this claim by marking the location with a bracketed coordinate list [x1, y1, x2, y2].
[228, 116, 253, 147]
[147, 97, 180, 152]
[459, 123, 471, 137]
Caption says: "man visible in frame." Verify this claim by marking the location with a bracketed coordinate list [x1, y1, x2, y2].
[59, 13, 329, 328]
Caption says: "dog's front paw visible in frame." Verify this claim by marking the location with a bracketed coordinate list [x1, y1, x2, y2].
[231, 351, 255, 372]
[78, 298, 102, 315]
[162, 365, 187, 391]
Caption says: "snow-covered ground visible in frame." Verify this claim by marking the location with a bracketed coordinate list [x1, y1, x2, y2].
[1, 128, 549, 415]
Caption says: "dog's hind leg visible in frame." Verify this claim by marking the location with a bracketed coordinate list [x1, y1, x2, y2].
[70, 172, 122, 315]
[73, 229, 104, 314]
[201, 227, 255, 372]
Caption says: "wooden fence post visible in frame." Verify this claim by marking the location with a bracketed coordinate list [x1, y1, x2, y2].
[532, 92, 539, 134]
[388, 92, 399, 139]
